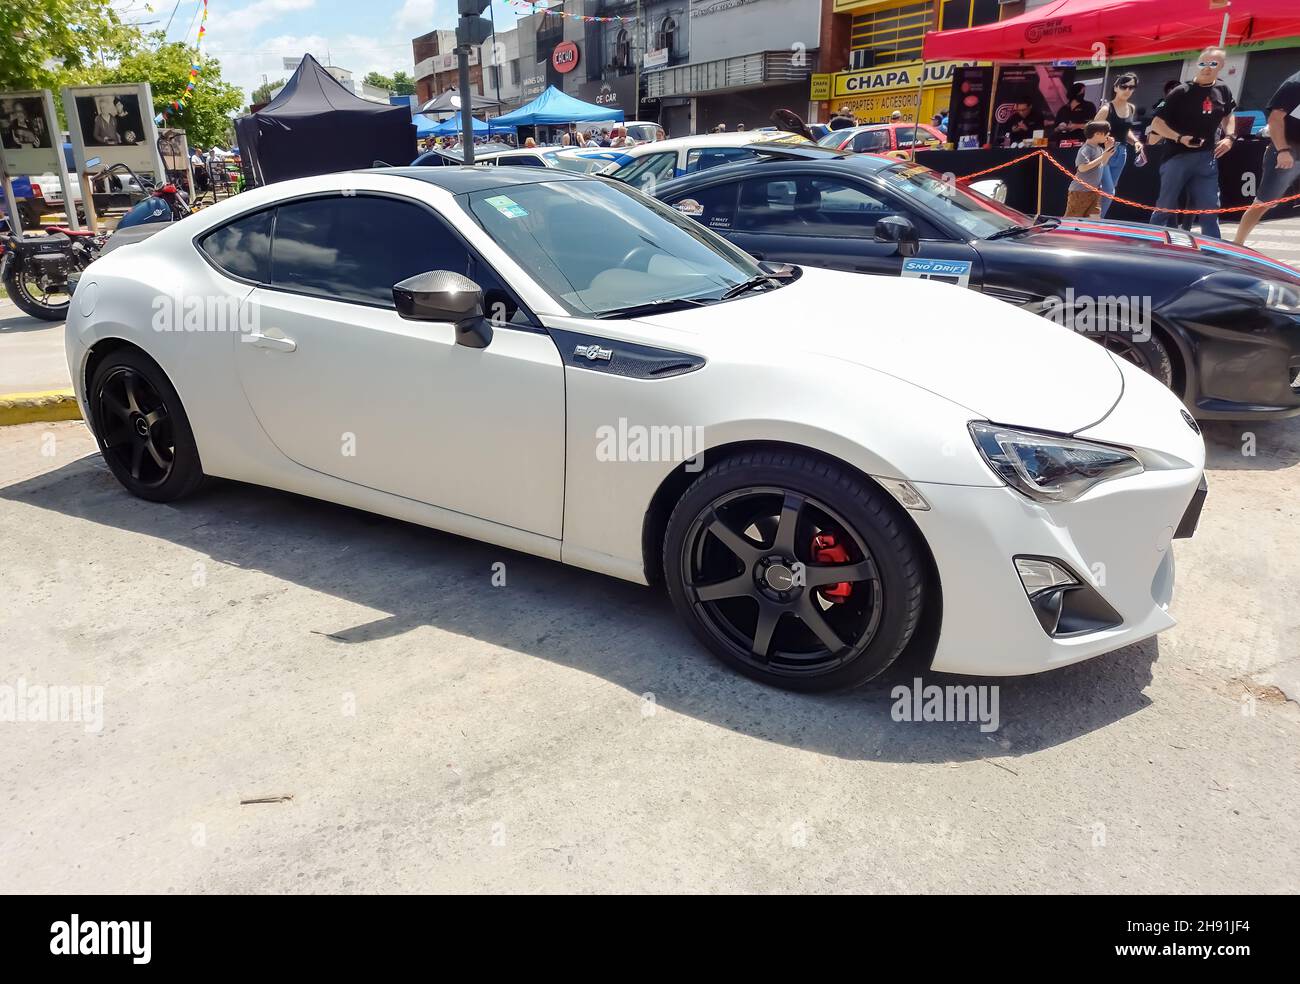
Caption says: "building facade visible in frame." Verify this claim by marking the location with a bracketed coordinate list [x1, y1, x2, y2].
[812, 0, 1001, 124]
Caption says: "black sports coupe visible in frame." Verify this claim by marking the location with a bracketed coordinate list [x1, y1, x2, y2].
[655, 154, 1300, 419]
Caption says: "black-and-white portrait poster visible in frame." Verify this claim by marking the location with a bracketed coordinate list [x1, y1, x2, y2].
[62, 83, 164, 180]
[0, 90, 61, 177]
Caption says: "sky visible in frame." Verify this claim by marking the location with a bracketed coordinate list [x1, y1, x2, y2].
[117, 0, 535, 103]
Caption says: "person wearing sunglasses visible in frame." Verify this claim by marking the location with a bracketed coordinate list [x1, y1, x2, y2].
[1148, 47, 1238, 237]
[1091, 73, 1146, 216]
[1234, 68, 1300, 245]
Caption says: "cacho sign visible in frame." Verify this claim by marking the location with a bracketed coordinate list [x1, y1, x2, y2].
[552, 41, 580, 74]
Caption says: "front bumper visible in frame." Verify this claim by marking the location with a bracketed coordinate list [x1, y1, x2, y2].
[912, 464, 1202, 677]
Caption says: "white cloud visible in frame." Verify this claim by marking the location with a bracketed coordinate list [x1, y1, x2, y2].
[394, 0, 453, 33]
[227, 0, 319, 33]
[210, 32, 414, 103]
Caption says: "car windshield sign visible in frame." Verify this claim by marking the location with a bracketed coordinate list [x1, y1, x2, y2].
[461, 178, 764, 318]
[880, 162, 1028, 239]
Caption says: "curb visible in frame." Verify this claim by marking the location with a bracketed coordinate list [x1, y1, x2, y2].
[0, 389, 82, 426]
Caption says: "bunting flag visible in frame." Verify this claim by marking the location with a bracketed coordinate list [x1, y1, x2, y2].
[155, 0, 210, 124]
[504, 0, 635, 23]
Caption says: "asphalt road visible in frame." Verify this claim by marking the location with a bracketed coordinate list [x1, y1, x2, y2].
[0, 416, 1296, 893]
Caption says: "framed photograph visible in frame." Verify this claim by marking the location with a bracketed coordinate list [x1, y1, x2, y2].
[0, 88, 77, 231]
[62, 83, 164, 182]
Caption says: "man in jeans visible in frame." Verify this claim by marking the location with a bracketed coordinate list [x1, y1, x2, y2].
[1234, 68, 1300, 244]
[1148, 47, 1237, 238]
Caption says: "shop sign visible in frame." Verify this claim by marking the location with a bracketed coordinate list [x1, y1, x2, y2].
[831, 60, 968, 99]
[810, 74, 831, 101]
[552, 41, 580, 74]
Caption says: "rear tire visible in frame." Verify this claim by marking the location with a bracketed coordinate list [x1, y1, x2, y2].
[88, 348, 206, 502]
[2, 263, 68, 322]
[663, 449, 926, 692]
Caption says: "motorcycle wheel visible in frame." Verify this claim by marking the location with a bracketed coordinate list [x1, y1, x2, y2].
[3, 262, 71, 322]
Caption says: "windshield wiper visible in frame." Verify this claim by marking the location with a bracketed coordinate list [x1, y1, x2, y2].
[720, 274, 782, 300]
[985, 219, 1060, 241]
[597, 296, 713, 320]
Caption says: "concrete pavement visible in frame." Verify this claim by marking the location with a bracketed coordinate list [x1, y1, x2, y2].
[0, 297, 69, 393]
[0, 417, 1295, 893]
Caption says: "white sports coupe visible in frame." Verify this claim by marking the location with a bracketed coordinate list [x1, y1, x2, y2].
[66, 166, 1207, 691]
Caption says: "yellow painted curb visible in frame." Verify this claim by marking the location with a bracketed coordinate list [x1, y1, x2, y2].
[0, 389, 82, 426]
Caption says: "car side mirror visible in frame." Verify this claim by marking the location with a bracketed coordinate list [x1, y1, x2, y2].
[392, 270, 493, 348]
[875, 215, 920, 258]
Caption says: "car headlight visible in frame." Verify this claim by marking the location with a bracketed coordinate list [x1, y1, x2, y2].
[969, 422, 1143, 502]
[1248, 278, 1300, 313]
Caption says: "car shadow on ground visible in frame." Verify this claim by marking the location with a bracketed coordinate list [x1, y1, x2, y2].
[1200, 416, 1300, 472]
[2, 453, 1160, 764]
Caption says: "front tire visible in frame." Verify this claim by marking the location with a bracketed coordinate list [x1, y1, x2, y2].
[663, 450, 925, 692]
[88, 349, 205, 502]
[1081, 328, 1175, 390]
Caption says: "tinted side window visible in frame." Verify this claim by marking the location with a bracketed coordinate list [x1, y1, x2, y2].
[271, 196, 471, 306]
[685, 147, 759, 173]
[668, 182, 739, 231]
[735, 176, 894, 237]
[197, 208, 273, 282]
[508, 155, 546, 167]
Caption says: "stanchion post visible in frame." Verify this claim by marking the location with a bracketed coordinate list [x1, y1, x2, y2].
[1036, 151, 1044, 220]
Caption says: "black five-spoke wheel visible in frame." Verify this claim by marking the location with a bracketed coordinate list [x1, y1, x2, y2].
[89, 348, 206, 502]
[97, 367, 176, 488]
[665, 451, 926, 692]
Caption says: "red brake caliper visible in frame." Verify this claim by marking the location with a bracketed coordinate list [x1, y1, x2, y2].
[811, 533, 853, 603]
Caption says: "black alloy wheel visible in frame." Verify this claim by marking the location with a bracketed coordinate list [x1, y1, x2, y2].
[89, 348, 206, 502]
[664, 451, 925, 692]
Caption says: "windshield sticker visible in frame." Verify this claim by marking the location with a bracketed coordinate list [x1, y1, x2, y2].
[485, 195, 528, 218]
[708, 216, 732, 229]
[674, 198, 704, 216]
[901, 258, 972, 289]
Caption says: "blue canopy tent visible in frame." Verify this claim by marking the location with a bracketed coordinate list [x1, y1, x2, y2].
[429, 113, 490, 136]
[490, 85, 623, 127]
[412, 114, 442, 137]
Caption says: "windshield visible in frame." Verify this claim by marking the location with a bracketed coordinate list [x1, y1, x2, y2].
[879, 161, 1029, 238]
[462, 178, 764, 317]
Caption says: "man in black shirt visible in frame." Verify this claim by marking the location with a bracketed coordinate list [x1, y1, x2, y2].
[1054, 83, 1097, 141]
[1149, 47, 1237, 238]
[1234, 69, 1300, 244]
[999, 100, 1045, 145]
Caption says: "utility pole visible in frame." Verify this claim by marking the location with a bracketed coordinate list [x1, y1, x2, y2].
[633, 0, 642, 125]
[457, 0, 494, 163]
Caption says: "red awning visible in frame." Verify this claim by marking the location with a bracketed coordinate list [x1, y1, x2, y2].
[923, 0, 1300, 63]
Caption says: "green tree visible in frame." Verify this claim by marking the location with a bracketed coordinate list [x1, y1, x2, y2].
[94, 34, 244, 149]
[363, 71, 393, 91]
[390, 71, 416, 96]
[0, 0, 138, 90]
[251, 78, 286, 106]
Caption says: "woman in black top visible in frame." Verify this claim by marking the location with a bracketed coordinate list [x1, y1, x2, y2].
[1092, 73, 1146, 216]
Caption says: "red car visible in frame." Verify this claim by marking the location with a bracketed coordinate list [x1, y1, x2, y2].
[817, 123, 947, 157]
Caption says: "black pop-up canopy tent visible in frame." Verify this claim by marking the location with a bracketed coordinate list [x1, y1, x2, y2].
[236, 54, 416, 186]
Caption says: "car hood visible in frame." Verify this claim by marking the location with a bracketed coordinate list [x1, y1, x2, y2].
[1020, 218, 1300, 283]
[627, 265, 1123, 434]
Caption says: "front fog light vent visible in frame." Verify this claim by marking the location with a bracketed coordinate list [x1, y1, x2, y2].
[1013, 555, 1122, 637]
[1015, 557, 1077, 595]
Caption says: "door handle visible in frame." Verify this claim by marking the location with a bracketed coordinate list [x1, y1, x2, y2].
[245, 330, 296, 352]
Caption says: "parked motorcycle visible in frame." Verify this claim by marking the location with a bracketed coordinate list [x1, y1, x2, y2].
[1, 163, 193, 322]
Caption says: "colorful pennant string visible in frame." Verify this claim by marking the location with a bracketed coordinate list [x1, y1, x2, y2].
[155, 0, 210, 124]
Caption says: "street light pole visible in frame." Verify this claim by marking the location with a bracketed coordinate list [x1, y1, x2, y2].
[457, 0, 494, 164]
